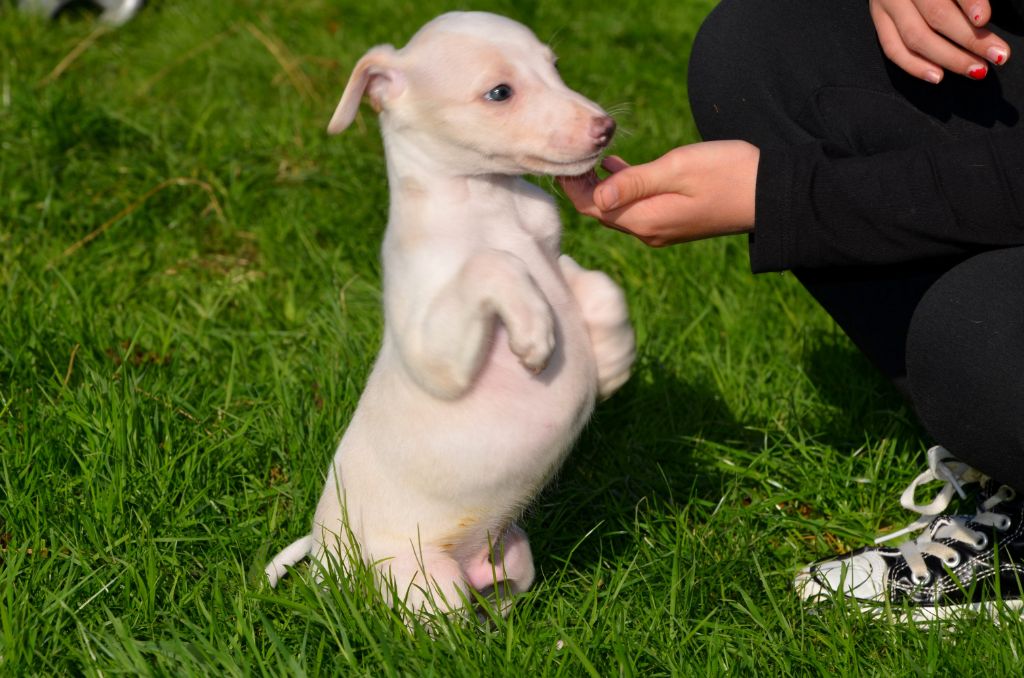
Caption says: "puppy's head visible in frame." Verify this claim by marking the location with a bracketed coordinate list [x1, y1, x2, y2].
[328, 12, 614, 177]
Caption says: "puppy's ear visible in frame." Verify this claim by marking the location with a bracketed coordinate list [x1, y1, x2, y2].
[327, 45, 405, 135]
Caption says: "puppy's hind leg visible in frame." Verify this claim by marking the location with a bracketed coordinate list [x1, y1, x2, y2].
[464, 523, 535, 616]
[492, 523, 535, 595]
[558, 254, 635, 400]
[377, 547, 472, 620]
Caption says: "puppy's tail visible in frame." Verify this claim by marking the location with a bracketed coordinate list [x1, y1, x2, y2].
[265, 535, 313, 587]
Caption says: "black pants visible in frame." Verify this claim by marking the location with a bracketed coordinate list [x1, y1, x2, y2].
[689, 0, 1024, 490]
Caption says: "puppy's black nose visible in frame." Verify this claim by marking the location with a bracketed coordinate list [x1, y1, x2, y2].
[590, 116, 616, 149]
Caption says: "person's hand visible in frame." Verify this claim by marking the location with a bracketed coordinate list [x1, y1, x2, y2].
[869, 0, 1010, 82]
[558, 140, 759, 247]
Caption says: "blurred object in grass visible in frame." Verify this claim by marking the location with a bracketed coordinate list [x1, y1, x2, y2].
[19, 0, 144, 26]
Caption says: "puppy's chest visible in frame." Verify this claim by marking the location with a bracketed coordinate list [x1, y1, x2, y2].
[464, 180, 562, 252]
[477, 204, 561, 264]
[509, 183, 563, 250]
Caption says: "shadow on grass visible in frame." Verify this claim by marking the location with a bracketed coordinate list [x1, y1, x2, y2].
[526, 363, 742, 575]
[800, 329, 924, 448]
[527, 329, 927, 578]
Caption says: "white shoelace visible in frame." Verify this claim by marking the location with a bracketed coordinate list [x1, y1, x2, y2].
[874, 446, 1016, 584]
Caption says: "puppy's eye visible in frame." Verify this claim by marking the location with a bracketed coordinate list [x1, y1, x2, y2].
[484, 84, 513, 102]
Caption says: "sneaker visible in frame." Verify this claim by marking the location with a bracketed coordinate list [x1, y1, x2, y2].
[19, 0, 144, 26]
[795, 446, 1024, 621]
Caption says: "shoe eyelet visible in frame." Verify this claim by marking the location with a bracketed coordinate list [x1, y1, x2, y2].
[998, 516, 1012, 531]
[943, 553, 961, 568]
[973, 533, 990, 550]
[910, 572, 933, 586]
[1004, 486, 1017, 501]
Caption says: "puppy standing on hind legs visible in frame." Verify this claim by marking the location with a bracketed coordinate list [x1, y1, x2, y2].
[265, 11, 635, 620]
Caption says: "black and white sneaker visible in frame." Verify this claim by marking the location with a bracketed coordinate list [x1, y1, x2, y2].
[19, 0, 144, 26]
[796, 446, 1024, 621]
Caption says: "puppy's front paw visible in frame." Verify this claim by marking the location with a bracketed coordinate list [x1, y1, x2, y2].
[507, 299, 555, 373]
[467, 249, 555, 374]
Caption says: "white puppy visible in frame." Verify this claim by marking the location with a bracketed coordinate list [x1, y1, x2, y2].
[266, 11, 635, 616]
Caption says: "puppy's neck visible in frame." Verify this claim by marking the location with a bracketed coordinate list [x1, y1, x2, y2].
[379, 125, 561, 251]
[382, 128, 522, 210]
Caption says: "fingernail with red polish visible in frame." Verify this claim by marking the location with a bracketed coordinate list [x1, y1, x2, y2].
[988, 47, 1008, 65]
[972, 6, 984, 24]
[968, 65, 988, 80]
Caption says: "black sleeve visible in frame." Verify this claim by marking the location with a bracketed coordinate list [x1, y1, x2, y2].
[749, 129, 1024, 272]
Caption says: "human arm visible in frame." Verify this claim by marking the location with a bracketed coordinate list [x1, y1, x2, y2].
[748, 129, 1024, 271]
[561, 129, 1024, 271]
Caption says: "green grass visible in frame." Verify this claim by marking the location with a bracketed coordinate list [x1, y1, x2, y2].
[3, 0, 1023, 675]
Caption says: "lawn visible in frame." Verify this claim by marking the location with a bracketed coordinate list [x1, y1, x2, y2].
[3, 0, 1023, 675]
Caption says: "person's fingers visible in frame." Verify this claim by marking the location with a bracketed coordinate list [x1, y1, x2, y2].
[955, 0, 990, 26]
[593, 155, 682, 211]
[593, 157, 637, 210]
[872, 3, 946, 83]
[888, 1, 984, 77]
[559, 161, 669, 236]
[557, 171, 601, 215]
[559, 156, 632, 212]
[881, 0, 990, 79]
[915, 0, 1009, 65]
[601, 155, 630, 173]
[559, 167, 682, 241]
[596, 192, 700, 246]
